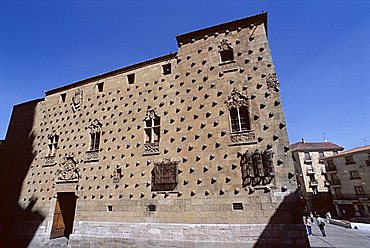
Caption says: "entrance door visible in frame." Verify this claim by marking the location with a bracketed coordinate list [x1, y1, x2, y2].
[50, 192, 77, 239]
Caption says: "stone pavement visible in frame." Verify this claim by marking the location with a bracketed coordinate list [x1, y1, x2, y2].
[308, 222, 370, 247]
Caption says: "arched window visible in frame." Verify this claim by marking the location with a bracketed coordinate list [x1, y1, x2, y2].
[226, 89, 251, 133]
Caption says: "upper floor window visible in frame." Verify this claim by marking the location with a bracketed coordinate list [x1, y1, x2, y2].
[354, 186, 365, 195]
[350, 170, 361, 179]
[127, 73, 135, 84]
[327, 160, 334, 167]
[319, 151, 325, 158]
[162, 63, 171, 75]
[144, 107, 160, 144]
[334, 187, 343, 199]
[60, 93, 66, 103]
[96, 82, 104, 93]
[304, 152, 311, 161]
[345, 156, 355, 165]
[226, 89, 251, 133]
[47, 134, 59, 156]
[218, 39, 234, 63]
[88, 119, 102, 151]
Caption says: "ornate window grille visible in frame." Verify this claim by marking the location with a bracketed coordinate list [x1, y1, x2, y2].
[151, 159, 179, 192]
[240, 149, 275, 187]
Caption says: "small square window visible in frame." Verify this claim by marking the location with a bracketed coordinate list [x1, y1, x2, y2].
[220, 49, 234, 63]
[97, 82, 104, 93]
[60, 93, 66, 103]
[107, 205, 113, 211]
[162, 64, 171, 75]
[147, 204, 156, 212]
[232, 203, 243, 210]
[127, 73, 135, 84]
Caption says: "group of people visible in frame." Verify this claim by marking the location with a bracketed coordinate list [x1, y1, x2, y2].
[304, 211, 331, 237]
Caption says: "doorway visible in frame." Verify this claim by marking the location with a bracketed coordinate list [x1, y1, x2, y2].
[50, 192, 77, 239]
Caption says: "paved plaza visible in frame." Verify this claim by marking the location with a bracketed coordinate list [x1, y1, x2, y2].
[308, 222, 370, 247]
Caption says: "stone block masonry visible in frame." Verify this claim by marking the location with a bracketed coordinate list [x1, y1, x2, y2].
[1, 12, 309, 247]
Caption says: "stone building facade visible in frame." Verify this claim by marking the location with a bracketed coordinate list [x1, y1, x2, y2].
[290, 140, 343, 214]
[322, 145, 370, 219]
[0, 13, 309, 247]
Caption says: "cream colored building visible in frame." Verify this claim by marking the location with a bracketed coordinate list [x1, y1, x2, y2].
[0, 13, 309, 247]
[291, 140, 343, 214]
[323, 145, 370, 219]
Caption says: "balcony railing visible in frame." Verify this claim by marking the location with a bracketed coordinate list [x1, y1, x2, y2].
[328, 179, 341, 186]
[309, 179, 318, 187]
[85, 150, 99, 162]
[333, 194, 370, 200]
[306, 169, 315, 175]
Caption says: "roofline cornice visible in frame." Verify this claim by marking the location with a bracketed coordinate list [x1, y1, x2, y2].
[176, 12, 267, 46]
[45, 52, 177, 96]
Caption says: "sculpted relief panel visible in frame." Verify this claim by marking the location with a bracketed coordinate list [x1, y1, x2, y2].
[55, 155, 81, 183]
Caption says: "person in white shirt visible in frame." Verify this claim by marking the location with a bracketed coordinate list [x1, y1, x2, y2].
[316, 216, 326, 237]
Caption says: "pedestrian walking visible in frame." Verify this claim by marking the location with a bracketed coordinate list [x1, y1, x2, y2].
[317, 216, 326, 237]
[304, 217, 312, 236]
[325, 211, 331, 223]
[309, 211, 314, 223]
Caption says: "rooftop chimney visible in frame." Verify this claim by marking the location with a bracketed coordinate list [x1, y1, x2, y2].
[301, 138, 305, 143]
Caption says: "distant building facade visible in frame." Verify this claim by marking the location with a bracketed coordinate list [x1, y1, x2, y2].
[323, 145, 370, 219]
[0, 13, 309, 247]
[291, 140, 343, 214]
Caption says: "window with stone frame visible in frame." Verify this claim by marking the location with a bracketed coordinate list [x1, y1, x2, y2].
[350, 170, 361, 179]
[88, 119, 102, 151]
[354, 186, 365, 195]
[143, 107, 160, 154]
[144, 107, 160, 144]
[218, 39, 234, 63]
[226, 89, 251, 133]
[47, 134, 59, 156]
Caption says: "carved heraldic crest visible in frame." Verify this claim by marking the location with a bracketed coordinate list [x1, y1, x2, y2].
[266, 73, 280, 92]
[218, 39, 232, 52]
[56, 155, 80, 182]
[72, 88, 83, 112]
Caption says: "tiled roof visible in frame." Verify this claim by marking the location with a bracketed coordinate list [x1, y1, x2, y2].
[290, 141, 343, 152]
[322, 145, 370, 159]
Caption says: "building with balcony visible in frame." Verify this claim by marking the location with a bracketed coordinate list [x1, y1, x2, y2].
[322, 145, 370, 219]
[290, 139, 343, 214]
[0, 13, 309, 247]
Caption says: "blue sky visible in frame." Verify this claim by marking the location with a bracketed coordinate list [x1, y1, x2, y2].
[0, 0, 369, 149]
